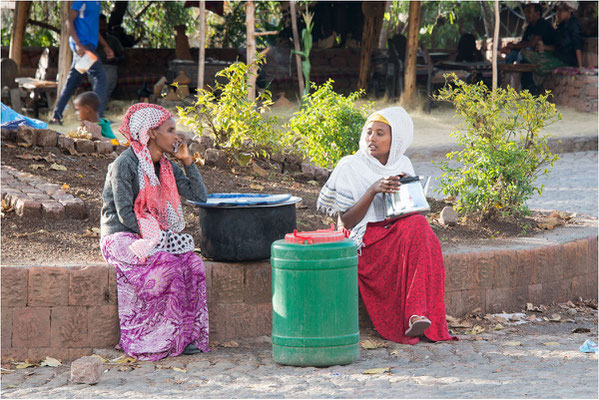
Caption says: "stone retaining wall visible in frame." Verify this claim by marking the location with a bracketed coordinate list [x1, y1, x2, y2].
[543, 72, 599, 113]
[1, 236, 597, 362]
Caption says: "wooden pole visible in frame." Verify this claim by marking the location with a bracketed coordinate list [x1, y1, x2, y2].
[289, 1, 304, 97]
[9, 1, 32, 73]
[492, 0, 500, 90]
[198, 0, 206, 91]
[246, 0, 257, 101]
[403, 1, 421, 105]
[56, 1, 73, 101]
[357, 1, 385, 90]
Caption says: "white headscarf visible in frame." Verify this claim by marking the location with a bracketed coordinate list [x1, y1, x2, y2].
[317, 106, 415, 248]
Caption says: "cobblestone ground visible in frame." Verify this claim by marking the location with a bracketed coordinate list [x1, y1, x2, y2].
[414, 151, 599, 218]
[1, 315, 597, 399]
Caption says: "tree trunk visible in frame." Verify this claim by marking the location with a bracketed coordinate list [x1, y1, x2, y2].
[358, 1, 386, 90]
[479, 0, 494, 38]
[246, 0, 256, 101]
[57, 1, 72, 100]
[403, 1, 421, 106]
[289, 0, 304, 97]
[9, 1, 32, 73]
[198, 0, 206, 90]
[377, 0, 392, 49]
[492, 0, 499, 90]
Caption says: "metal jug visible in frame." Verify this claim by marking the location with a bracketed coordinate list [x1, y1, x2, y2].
[383, 175, 431, 219]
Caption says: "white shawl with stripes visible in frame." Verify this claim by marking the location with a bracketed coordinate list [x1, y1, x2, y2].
[317, 106, 415, 248]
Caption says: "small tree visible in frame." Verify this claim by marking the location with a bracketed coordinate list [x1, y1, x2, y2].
[177, 57, 279, 160]
[433, 74, 561, 220]
[283, 79, 372, 169]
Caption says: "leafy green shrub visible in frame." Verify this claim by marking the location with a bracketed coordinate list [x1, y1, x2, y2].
[283, 80, 373, 169]
[433, 74, 561, 220]
[177, 58, 279, 160]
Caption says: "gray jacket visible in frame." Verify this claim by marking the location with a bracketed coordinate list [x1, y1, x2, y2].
[101, 147, 208, 237]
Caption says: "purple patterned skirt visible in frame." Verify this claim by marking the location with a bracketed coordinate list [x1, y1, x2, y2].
[101, 232, 210, 361]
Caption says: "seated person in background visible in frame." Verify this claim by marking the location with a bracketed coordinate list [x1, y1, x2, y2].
[74, 91, 116, 140]
[317, 106, 457, 345]
[455, 33, 484, 62]
[501, 3, 556, 64]
[521, 2, 583, 88]
[101, 103, 209, 360]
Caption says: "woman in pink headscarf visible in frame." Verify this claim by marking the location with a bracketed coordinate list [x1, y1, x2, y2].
[100, 103, 209, 360]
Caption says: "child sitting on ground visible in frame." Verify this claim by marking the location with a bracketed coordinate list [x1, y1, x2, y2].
[74, 91, 116, 140]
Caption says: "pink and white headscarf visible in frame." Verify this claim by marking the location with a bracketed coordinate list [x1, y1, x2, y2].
[119, 103, 193, 260]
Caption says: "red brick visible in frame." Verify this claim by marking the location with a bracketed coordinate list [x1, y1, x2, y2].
[41, 201, 65, 220]
[61, 198, 88, 219]
[28, 266, 69, 306]
[534, 245, 561, 283]
[1, 348, 28, 362]
[36, 129, 58, 147]
[69, 348, 93, 360]
[51, 306, 88, 348]
[95, 140, 113, 154]
[490, 250, 520, 289]
[2, 307, 13, 349]
[1, 266, 28, 306]
[528, 283, 543, 305]
[57, 135, 75, 154]
[69, 266, 109, 306]
[444, 253, 476, 291]
[87, 305, 120, 347]
[107, 266, 118, 305]
[16, 125, 37, 146]
[474, 252, 495, 289]
[244, 263, 271, 304]
[557, 241, 583, 279]
[210, 303, 271, 342]
[211, 263, 245, 303]
[444, 289, 486, 317]
[11, 307, 50, 348]
[74, 139, 95, 154]
[571, 275, 592, 299]
[541, 280, 571, 304]
[14, 198, 42, 218]
[586, 236, 598, 275]
[27, 347, 69, 363]
[485, 287, 514, 313]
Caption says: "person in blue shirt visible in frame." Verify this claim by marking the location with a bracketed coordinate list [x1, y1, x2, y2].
[50, 1, 114, 125]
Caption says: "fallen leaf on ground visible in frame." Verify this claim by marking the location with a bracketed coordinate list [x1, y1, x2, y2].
[112, 356, 137, 364]
[390, 349, 399, 355]
[40, 356, 61, 367]
[307, 180, 319, 186]
[466, 325, 485, 335]
[448, 319, 473, 328]
[527, 314, 537, 321]
[542, 342, 560, 346]
[538, 217, 562, 230]
[221, 341, 239, 348]
[4, 143, 16, 148]
[173, 379, 187, 384]
[92, 355, 108, 363]
[50, 163, 67, 171]
[572, 327, 591, 333]
[61, 184, 70, 191]
[173, 367, 187, 373]
[5, 384, 18, 388]
[362, 367, 390, 375]
[360, 339, 388, 349]
[17, 142, 32, 148]
[494, 323, 504, 331]
[82, 228, 99, 238]
[15, 362, 37, 369]
[249, 183, 264, 191]
[30, 164, 45, 170]
[15, 154, 34, 160]
[505, 341, 521, 346]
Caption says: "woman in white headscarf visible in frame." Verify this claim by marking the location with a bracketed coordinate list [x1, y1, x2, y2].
[318, 106, 456, 345]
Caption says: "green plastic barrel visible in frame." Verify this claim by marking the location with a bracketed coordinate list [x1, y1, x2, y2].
[271, 231, 359, 367]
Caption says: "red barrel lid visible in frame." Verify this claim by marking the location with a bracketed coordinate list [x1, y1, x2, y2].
[284, 224, 348, 244]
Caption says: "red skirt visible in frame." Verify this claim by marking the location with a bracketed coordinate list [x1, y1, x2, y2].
[358, 213, 457, 344]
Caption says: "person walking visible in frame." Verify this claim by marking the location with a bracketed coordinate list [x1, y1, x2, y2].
[50, 1, 114, 125]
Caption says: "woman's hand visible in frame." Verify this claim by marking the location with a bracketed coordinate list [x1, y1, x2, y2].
[369, 175, 402, 195]
[172, 141, 193, 166]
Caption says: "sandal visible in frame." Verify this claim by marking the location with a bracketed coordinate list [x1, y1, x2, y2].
[48, 118, 62, 126]
[405, 315, 431, 337]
